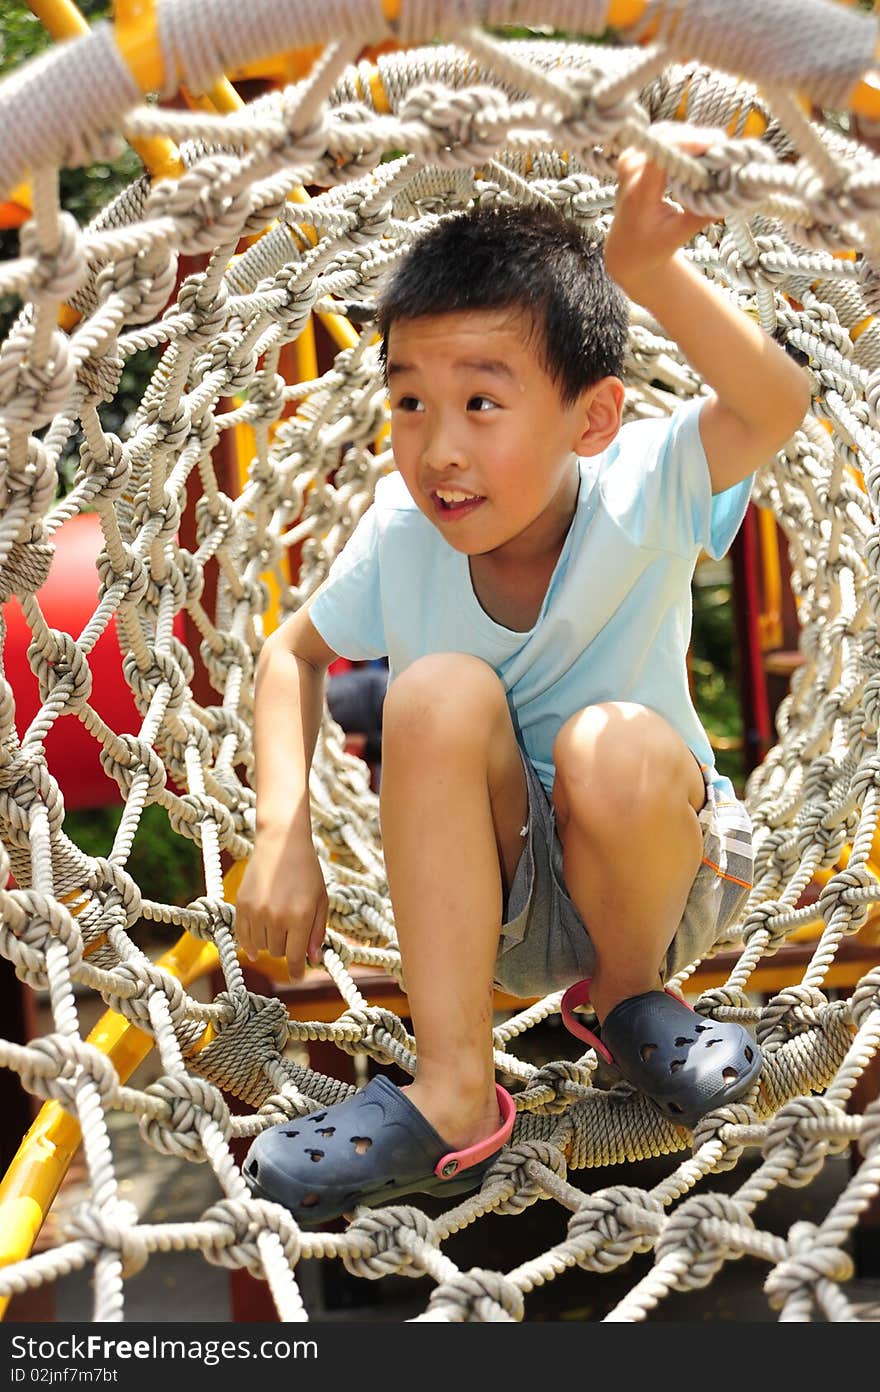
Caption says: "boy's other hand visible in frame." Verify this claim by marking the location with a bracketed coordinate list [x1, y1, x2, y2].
[604, 121, 722, 301]
[234, 827, 329, 981]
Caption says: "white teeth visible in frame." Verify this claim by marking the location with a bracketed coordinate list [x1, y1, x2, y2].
[436, 489, 478, 503]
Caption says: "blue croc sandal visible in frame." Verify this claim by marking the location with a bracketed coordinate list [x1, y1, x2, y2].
[561, 979, 762, 1129]
[243, 1076, 516, 1225]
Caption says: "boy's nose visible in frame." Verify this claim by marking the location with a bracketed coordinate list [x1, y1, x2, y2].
[422, 425, 467, 472]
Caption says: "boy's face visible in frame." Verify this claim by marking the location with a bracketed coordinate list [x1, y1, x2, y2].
[386, 308, 594, 560]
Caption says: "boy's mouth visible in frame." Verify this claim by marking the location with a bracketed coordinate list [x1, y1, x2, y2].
[431, 488, 485, 520]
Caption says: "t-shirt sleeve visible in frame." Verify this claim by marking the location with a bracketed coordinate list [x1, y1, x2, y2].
[308, 501, 388, 660]
[605, 398, 753, 560]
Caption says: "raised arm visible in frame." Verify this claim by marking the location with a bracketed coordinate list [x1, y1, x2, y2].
[604, 124, 811, 495]
[235, 598, 339, 979]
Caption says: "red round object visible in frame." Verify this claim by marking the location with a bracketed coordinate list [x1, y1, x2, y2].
[3, 513, 184, 810]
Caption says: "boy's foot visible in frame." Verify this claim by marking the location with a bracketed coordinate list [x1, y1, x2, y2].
[561, 979, 762, 1129]
[243, 1076, 515, 1226]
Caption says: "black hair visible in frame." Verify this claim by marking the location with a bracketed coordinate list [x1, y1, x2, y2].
[376, 202, 628, 404]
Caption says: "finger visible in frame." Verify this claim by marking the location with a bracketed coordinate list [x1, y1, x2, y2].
[234, 910, 257, 960]
[676, 207, 713, 238]
[266, 915, 290, 961]
[286, 941, 306, 982]
[650, 120, 727, 155]
[616, 149, 665, 205]
[307, 906, 327, 969]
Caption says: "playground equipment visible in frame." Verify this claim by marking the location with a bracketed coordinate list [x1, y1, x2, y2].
[2, 0, 880, 1323]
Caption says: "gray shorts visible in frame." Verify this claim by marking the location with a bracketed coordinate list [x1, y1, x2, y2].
[493, 753, 754, 999]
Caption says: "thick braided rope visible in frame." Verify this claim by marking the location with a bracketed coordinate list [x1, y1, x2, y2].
[2, 7, 880, 1322]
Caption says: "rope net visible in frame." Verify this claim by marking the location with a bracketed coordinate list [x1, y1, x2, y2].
[1, 0, 880, 1323]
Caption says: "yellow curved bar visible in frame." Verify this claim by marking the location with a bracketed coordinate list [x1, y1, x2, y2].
[0, 934, 218, 1314]
[113, 0, 165, 96]
[605, 0, 649, 24]
[757, 505, 784, 653]
[198, 79, 358, 352]
[27, 1, 182, 178]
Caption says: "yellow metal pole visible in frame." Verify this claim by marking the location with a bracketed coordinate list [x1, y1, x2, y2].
[198, 77, 358, 352]
[0, 936, 218, 1313]
[21, 0, 184, 328]
[27, 0, 183, 179]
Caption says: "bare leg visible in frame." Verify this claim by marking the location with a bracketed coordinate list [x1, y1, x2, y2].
[380, 653, 528, 1148]
[552, 702, 705, 1025]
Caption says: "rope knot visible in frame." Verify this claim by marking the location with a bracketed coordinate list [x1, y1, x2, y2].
[27, 628, 92, 715]
[764, 1221, 854, 1309]
[0, 437, 56, 520]
[762, 1095, 848, 1183]
[426, 1267, 525, 1322]
[187, 894, 235, 942]
[334, 1005, 411, 1065]
[816, 864, 874, 935]
[64, 1200, 146, 1277]
[19, 211, 86, 304]
[147, 158, 254, 257]
[527, 1059, 593, 1114]
[99, 732, 167, 803]
[201, 1197, 301, 1276]
[656, 1194, 755, 1289]
[0, 325, 75, 430]
[757, 984, 829, 1047]
[691, 1101, 757, 1170]
[174, 273, 230, 347]
[740, 898, 793, 951]
[96, 541, 150, 607]
[342, 1206, 436, 1280]
[858, 1096, 880, 1159]
[87, 856, 143, 926]
[24, 1033, 119, 1109]
[399, 83, 511, 167]
[485, 1139, 566, 1214]
[567, 1186, 664, 1272]
[0, 531, 54, 604]
[849, 965, 880, 1029]
[140, 1075, 232, 1158]
[0, 888, 84, 987]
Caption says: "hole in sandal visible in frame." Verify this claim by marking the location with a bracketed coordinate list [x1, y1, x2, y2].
[703, 1038, 721, 1048]
[282, 1129, 299, 1138]
[307, 1149, 324, 1163]
[246, 1158, 258, 1178]
[695, 1024, 711, 1033]
[640, 1043, 658, 1063]
[674, 1036, 693, 1047]
[300, 1193, 320, 1208]
[351, 1136, 372, 1155]
[722, 1067, 739, 1083]
[311, 1113, 327, 1124]
[316, 1126, 336, 1137]
[745, 1046, 754, 1063]
[669, 1059, 684, 1073]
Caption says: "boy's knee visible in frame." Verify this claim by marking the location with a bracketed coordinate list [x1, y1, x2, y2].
[553, 701, 692, 830]
[382, 653, 506, 753]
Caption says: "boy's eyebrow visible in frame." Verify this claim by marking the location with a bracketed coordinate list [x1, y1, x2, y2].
[387, 357, 516, 380]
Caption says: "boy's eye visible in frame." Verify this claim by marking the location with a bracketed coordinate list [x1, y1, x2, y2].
[467, 395, 497, 412]
[393, 395, 424, 412]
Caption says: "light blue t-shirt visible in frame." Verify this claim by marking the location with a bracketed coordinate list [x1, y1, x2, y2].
[309, 399, 751, 799]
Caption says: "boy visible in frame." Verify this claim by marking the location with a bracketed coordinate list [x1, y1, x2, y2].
[237, 127, 810, 1224]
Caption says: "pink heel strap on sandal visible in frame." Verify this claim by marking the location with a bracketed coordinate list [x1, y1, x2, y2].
[433, 1084, 516, 1179]
[560, 978, 690, 1065]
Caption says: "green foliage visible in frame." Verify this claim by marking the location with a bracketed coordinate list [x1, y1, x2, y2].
[691, 575, 745, 790]
[0, 2, 144, 337]
[65, 803, 203, 933]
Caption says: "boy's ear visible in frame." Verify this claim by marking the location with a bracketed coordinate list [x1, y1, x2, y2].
[573, 376, 625, 456]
